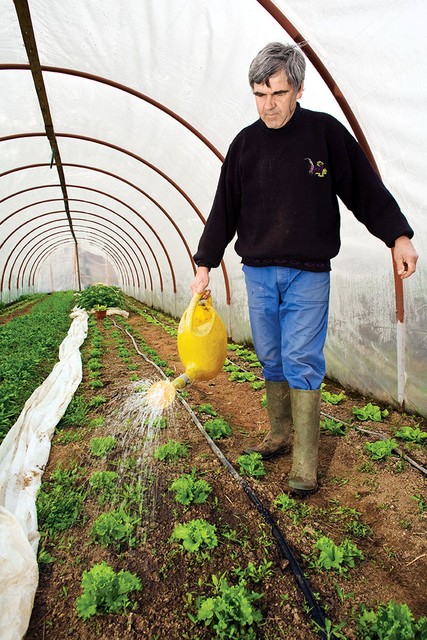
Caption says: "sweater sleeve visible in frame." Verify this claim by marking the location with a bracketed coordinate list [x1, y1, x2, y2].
[193, 142, 242, 268]
[331, 122, 414, 247]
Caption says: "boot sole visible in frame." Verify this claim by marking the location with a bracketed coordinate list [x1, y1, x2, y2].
[242, 445, 290, 460]
[289, 485, 318, 497]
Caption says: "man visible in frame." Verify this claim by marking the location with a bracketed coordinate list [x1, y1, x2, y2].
[191, 42, 418, 496]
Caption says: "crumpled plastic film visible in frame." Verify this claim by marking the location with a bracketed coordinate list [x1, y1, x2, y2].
[0, 307, 88, 640]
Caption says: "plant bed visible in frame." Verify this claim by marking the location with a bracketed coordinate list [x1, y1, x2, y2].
[8, 301, 425, 639]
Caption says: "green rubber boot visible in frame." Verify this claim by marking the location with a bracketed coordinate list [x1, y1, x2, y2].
[245, 380, 292, 459]
[288, 389, 321, 496]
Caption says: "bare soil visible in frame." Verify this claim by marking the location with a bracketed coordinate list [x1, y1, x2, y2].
[23, 299, 427, 639]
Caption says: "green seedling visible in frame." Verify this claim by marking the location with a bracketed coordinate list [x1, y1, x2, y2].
[411, 494, 426, 515]
[89, 394, 107, 408]
[90, 436, 116, 457]
[171, 518, 218, 552]
[352, 402, 389, 422]
[193, 574, 263, 640]
[394, 425, 427, 443]
[170, 468, 212, 505]
[228, 371, 257, 383]
[89, 416, 105, 428]
[203, 417, 232, 440]
[89, 471, 119, 504]
[321, 390, 346, 405]
[76, 561, 141, 620]
[273, 493, 312, 524]
[154, 439, 188, 462]
[357, 600, 427, 639]
[198, 403, 217, 417]
[90, 507, 138, 548]
[314, 536, 363, 573]
[320, 416, 348, 435]
[60, 395, 88, 427]
[236, 452, 266, 478]
[365, 438, 397, 460]
[87, 358, 102, 371]
[89, 379, 104, 389]
[231, 559, 274, 583]
[37, 465, 86, 534]
[251, 381, 265, 391]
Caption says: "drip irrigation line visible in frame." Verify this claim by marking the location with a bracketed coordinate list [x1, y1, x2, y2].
[180, 395, 328, 639]
[114, 318, 328, 639]
[321, 410, 427, 477]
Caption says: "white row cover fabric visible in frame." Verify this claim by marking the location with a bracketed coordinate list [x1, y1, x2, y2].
[0, 308, 88, 640]
[0, 0, 426, 415]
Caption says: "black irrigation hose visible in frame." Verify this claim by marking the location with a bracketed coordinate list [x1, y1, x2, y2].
[180, 395, 328, 639]
[114, 318, 328, 639]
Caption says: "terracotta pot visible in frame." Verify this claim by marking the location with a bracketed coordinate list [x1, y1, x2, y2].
[95, 309, 107, 320]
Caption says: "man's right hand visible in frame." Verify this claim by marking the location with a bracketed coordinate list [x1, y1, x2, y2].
[191, 266, 211, 298]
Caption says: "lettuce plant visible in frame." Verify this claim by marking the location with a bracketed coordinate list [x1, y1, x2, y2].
[76, 561, 141, 620]
[171, 518, 218, 552]
[170, 468, 212, 505]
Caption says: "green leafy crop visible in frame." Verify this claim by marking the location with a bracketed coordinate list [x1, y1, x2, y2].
[170, 468, 212, 505]
[90, 507, 138, 548]
[273, 493, 312, 524]
[90, 436, 116, 457]
[89, 471, 119, 504]
[37, 465, 86, 534]
[320, 416, 348, 436]
[352, 403, 389, 422]
[314, 536, 363, 573]
[365, 439, 397, 460]
[321, 390, 347, 405]
[357, 600, 427, 639]
[236, 452, 266, 478]
[203, 417, 232, 440]
[76, 561, 141, 620]
[394, 425, 427, 444]
[171, 518, 218, 553]
[74, 284, 125, 311]
[195, 575, 263, 640]
[154, 439, 188, 462]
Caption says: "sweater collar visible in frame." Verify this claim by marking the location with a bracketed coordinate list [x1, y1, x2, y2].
[256, 102, 302, 133]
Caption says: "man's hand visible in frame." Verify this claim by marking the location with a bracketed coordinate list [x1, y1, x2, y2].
[393, 236, 418, 279]
[191, 266, 211, 298]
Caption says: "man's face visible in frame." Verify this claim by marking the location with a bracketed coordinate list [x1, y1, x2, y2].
[253, 69, 303, 129]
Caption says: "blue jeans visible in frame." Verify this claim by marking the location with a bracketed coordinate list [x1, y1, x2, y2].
[242, 266, 330, 390]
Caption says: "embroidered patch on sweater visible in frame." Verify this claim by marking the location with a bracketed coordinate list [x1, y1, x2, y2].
[305, 158, 328, 178]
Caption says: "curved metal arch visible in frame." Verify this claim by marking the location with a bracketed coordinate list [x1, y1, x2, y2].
[0, 189, 172, 293]
[0, 170, 196, 276]
[29, 239, 127, 295]
[21, 225, 137, 292]
[0, 63, 224, 162]
[0, 133, 232, 303]
[1, 211, 147, 293]
[29, 232, 130, 293]
[0, 203, 153, 292]
[23, 227, 132, 292]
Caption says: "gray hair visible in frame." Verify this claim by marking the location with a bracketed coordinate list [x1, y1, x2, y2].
[248, 42, 306, 90]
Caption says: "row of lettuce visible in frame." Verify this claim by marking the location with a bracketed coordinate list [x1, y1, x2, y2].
[1, 290, 426, 638]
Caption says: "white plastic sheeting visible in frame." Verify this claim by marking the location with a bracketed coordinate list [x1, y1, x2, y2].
[0, 308, 88, 640]
[0, 0, 426, 415]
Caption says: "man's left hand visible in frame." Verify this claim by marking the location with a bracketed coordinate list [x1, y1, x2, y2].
[393, 236, 418, 279]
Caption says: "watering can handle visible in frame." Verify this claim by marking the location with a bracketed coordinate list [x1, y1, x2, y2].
[184, 292, 212, 333]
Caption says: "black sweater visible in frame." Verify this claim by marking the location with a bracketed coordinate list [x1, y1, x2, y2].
[193, 104, 414, 272]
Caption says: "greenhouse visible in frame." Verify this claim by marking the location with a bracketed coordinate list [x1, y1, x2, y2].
[0, 1, 426, 639]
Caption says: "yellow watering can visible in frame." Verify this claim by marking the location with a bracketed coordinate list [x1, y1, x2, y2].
[146, 292, 228, 409]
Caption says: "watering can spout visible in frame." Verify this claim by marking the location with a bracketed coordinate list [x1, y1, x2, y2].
[171, 373, 193, 390]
